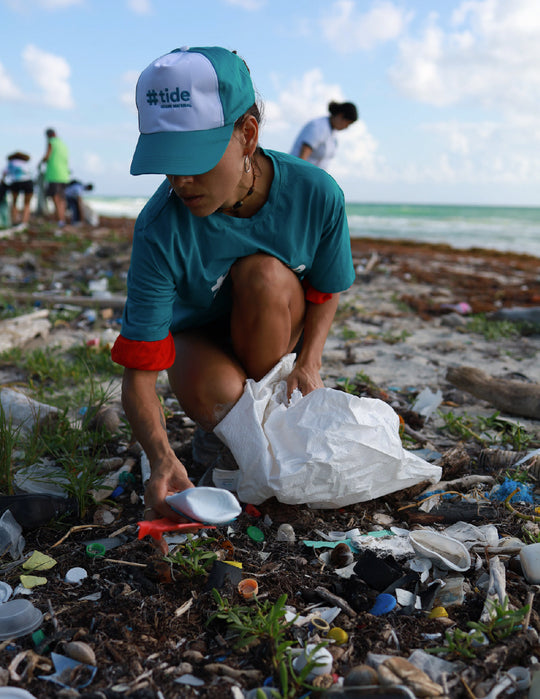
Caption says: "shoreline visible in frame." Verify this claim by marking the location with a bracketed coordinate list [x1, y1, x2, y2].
[97, 214, 540, 265]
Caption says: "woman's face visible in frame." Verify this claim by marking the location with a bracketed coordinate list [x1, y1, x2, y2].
[332, 114, 355, 131]
[166, 127, 251, 218]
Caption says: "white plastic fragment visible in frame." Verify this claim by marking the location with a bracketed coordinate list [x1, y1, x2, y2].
[409, 529, 471, 572]
[64, 567, 88, 584]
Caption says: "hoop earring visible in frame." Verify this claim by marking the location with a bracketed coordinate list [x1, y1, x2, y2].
[244, 155, 252, 174]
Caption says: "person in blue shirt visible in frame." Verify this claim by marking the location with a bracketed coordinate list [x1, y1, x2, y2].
[111, 46, 355, 521]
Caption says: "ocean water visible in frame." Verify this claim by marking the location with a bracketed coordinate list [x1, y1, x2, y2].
[87, 196, 540, 258]
[345, 202, 540, 258]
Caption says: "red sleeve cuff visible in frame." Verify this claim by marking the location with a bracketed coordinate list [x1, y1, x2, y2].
[111, 332, 176, 370]
[302, 279, 333, 304]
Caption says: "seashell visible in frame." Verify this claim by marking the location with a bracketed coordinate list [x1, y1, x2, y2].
[65, 640, 96, 666]
[330, 542, 354, 568]
[409, 529, 471, 572]
[276, 523, 296, 542]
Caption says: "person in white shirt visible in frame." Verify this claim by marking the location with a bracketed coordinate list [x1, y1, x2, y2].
[290, 101, 358, 170]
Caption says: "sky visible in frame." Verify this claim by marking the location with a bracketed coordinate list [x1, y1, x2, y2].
[1, 0, 540, 206]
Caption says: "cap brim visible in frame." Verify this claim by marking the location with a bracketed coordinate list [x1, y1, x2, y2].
[130, 124, 234, 176]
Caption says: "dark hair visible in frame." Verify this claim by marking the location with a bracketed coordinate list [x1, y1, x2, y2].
[7, 151, 30, 161]
[234, 102, 263, 129]
[46, 128, 56, 138]
[328, 101, 358, 122]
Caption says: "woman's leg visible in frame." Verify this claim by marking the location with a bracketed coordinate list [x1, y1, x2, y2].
[10, 191, 19, 224]
[22, 192, 32, 224]
[168, 330, 246, 432]
[230, 254, 305, 380]
[168, 255, 305, 429]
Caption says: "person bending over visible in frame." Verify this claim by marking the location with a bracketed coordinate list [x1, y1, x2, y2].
[111, 46, 355, 522]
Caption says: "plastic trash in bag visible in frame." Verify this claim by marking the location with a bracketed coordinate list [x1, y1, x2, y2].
[214, 354, 441, 508]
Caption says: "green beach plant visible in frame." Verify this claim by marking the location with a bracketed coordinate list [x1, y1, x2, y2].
[165, 534, 218, 578]
[439, 409, 535, 450]
[208, 591, 324, 698]
[465, 314, 520, 340]
[427, 597, 529, 658]
[0, 402, 23, 494]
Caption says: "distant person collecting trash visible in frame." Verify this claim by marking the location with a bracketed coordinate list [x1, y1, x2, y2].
[290, 101, 358, 170]
[2, 151, 34, 230]
[41, 128, 70, 227]
[111, 46, 355, 522]
[65, 179, 94, 225]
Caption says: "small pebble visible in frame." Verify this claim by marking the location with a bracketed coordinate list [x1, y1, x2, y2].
[344, 664, 378, 687]
[65, 640, 96, 666]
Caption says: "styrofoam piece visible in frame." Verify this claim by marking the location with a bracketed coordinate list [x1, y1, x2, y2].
[166, 487, 241, 524]
[292, 644, 333, 677]
[519, 542, 540, 584]
[409, 529, 471, 572]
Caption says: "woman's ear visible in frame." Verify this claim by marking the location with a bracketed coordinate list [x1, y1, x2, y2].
[242, 115, 259, 156]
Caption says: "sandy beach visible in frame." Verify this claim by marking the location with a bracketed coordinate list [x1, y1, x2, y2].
[325, 238, 540, 431]
[1, 218, 540, 698]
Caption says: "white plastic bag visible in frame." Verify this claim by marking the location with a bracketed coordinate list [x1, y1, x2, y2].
[215, 355, 441, 507]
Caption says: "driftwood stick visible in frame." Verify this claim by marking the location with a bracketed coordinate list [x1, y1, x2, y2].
[314, 585, 357, 617]
[4, 290, 126, 310]
[446, 366, 540, 419]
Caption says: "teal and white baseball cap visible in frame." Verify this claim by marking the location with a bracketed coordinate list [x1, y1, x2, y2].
[131, 46, 256, 176]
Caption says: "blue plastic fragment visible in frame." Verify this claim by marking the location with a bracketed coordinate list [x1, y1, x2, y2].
[369, 593, 397, 616]
[489, 479, 534, 504]
[39, 652, 97, 689]
[110, 485, 124, 499]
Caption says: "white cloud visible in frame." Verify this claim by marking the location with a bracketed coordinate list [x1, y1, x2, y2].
[390, 0, 540, 114]
[321, 0, 411, 53]
[265, 69, 379, 178]
[23, 44, 74, 109]
[126, 0, 152, 14]
[120, 70, 139, 112]
[0, 62, 24, 101]
[265, 68, 346, 134]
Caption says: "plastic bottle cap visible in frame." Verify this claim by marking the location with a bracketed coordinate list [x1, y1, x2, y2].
[310, 616, 330, 633]
[65, 567, 88, 584]
[327, 627, 348, 644]
[246, 526, 264, 542]
[86, 542, 106, 558]
[238, 578, 259, 600]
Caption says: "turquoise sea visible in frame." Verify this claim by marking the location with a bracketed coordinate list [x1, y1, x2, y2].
[87, 196, 540, 258]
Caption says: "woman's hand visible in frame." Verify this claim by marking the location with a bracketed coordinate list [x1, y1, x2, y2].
[143, 453, 194, 522]
[286, 362, 324, 399]
[142, 455, 195, 555]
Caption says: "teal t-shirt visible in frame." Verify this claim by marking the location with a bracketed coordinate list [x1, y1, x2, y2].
[121, 149, 355, 343]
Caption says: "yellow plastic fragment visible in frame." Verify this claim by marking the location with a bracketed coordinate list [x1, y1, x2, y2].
[327, 627, 349, 645]
[428, 606, 449, 619]
[20, 575, 48, 589]
[22, 551, 57, 571]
